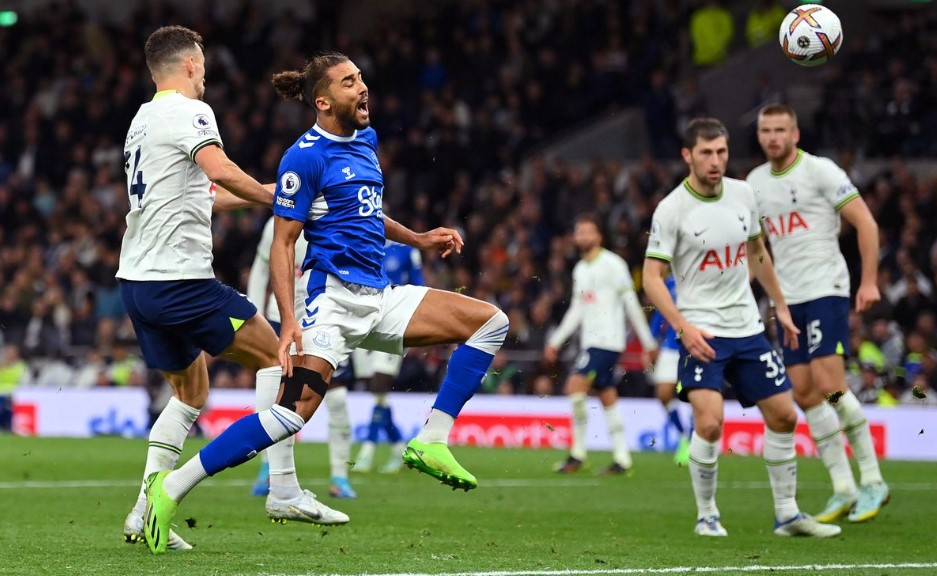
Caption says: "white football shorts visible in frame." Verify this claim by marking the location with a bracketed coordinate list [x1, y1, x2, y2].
[292, 273, 429, 368]
[653, 347, 680, 385]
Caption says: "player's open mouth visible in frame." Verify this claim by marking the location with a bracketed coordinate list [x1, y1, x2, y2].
[357, 99, 369, 117]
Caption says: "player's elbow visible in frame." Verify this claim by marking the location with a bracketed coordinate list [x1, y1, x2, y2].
[204, 162, 238, 188]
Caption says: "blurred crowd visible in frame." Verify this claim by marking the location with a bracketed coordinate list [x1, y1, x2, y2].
[0, 0, 935, 421]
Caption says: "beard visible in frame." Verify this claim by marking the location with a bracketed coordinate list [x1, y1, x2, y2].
[335, 100, 370, 131]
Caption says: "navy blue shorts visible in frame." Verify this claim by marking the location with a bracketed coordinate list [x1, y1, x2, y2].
[120, 279, 257, 371]
[268, 319, 281, 336]
[676, 333, 791, 408]
[777, 296, 850, 366]
[573, 347, 621, 389]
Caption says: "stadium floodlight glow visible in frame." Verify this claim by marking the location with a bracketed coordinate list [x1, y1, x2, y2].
[0, 11, 17, 27]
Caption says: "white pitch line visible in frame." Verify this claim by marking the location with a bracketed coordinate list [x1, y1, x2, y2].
[0, 478, 935, 491]
[266, 563, 937, 576]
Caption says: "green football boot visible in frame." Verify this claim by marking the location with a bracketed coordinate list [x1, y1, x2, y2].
[402, 439, 477, 491]
[143, 471, 179, 555]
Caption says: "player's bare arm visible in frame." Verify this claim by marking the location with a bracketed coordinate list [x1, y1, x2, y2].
[195, 145, 273, 207]
[642, 257, 715, 362]
[271, 215, 305, 374]
[747, 235, 800, 350]
[839, 196, 881, 312]
[384, 215, 463, 258]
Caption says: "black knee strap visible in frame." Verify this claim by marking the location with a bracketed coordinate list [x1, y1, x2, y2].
[277, 367, 328, 412]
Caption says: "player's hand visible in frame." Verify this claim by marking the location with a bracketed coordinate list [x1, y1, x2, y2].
[278, 320, 304, 377]
[855, 282, 881, 313]
[775, 305, 801, 351]
[419, 227, 464, 258]
[543, 345, 559, 364]
[644, 348, 659, 367]
[678, 322, 716, 363]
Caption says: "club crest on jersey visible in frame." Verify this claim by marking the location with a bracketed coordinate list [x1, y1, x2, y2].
[370, 151, 382, 173]
[192, 114, 212, 129]
[279, 171, 301, 196]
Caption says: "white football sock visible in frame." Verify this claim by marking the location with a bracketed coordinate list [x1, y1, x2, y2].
[833, 390, 884, 485]
[603, 404, 632, 468]
[325, 386, 351, 479]
[356, 442, 376, 467]
[569, 392, 588, 461]
[415, 409, 455, 444]
[805, 402, 857, 496]
[135, 396, 200, 503]
[688, 431, 720, 519]
[764, 428, 800, 522]
[254, 366, 302, 501]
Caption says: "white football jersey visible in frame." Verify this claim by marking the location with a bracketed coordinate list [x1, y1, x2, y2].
[117, 91, 223, 281]
[251, 216, 309, 323]
[747, 149, 859, 305]
[646, 178, 764, 338]
[548, 248, 636, 352]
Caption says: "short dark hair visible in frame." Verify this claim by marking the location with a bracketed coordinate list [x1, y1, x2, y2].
[144, 25, 203, 73]
[574, 212, 602, 233]
[271, 51, 351, 107]
[683, 117, 729, 149]
[758, 103, 799, 126]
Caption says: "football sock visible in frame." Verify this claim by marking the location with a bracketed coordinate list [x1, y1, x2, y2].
[833, 390, 884, 485]
[136, 396, 200, 502]
[254, 366, 301, 501]
[764, 427, 800, 522]
[570, 392, 588, 461]
[326, 386, 352, 480]
[603, 403, 632, 468]
[415, 409, 455, 444]
[805, 402, 856, 495]
[666, 398, 687, 436]
[688, 431, 719, 519]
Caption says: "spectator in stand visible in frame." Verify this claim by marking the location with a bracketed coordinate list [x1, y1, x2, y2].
[745, 0, 786, 49]
[0, 345, 27, 431]
[689, 0, 735, 67]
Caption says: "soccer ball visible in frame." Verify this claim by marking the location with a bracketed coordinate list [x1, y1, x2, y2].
[779, 4, 843, 67]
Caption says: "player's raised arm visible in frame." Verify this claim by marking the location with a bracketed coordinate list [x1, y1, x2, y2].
[839, 196, 881, 312]
[384, 215, 463, 258]
[195, 145, 273, 207]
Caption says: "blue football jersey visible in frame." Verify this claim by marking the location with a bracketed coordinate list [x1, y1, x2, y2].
[273, 124, 388, 289]
[650, 275, 679, 351]
[384, 241, 424, 286]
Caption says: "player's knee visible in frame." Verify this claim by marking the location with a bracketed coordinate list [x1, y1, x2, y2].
[767, 407, 798, 433]
[792, 383, 823, 411]
[277, 366, 328, 421]
[694, 415, 723, 442]
[465, 307, 509, 353]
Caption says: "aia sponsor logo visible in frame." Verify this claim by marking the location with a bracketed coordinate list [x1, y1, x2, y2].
[450, 413, 571, 449]
[12, 402, 36, 435]
[763, 212, 809, 237]
[722, 420, 886, 457]
[700, 242, 747, 271]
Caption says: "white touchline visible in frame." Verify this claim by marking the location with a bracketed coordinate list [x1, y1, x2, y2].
[261, 564, 937, 576]
[0, 479, 935, 490]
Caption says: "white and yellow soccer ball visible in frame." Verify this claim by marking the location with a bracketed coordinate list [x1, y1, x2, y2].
[779, 4, 843, 67]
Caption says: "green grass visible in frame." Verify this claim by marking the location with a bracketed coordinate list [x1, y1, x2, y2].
[1, 436, 935, 576]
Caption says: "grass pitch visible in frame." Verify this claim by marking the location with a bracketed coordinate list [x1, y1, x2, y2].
[1, 436, 935, 576]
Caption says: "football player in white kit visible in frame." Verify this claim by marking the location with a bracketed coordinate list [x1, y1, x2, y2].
[545, 213, 658, 475]
[748, 104, 888, 523]
[118, 27, 347, 552]
[643, 118, 840, 538]
[247, 216, 357, 499]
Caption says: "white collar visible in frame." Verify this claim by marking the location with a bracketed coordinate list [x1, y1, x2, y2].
[312, 123, 357, 142]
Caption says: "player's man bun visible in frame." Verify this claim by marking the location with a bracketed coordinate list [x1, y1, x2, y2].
[271, 70, 306, 101]
[144, 25, 203, 74]
[271, 52, 350, 108]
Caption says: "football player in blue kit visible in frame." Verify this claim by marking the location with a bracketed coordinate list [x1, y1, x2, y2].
[142, 52, 510, 554]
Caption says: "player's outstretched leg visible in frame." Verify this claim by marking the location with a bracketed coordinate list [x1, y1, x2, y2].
[403, 304, 509, 491]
